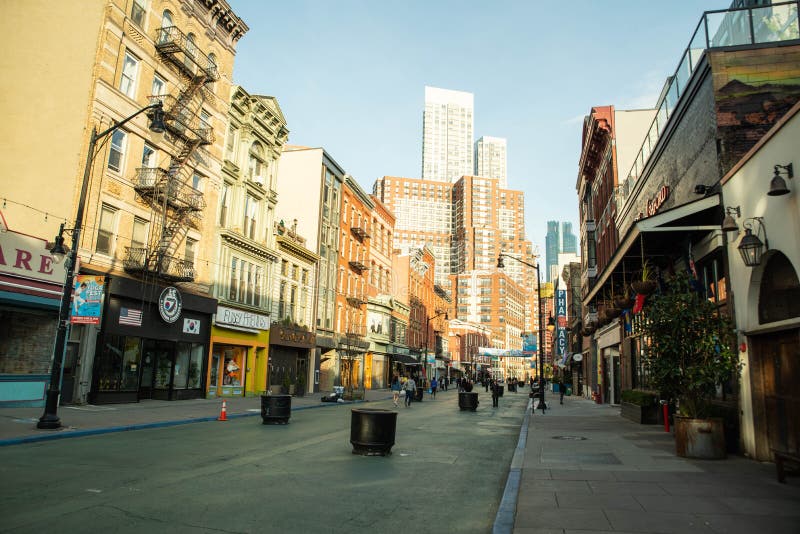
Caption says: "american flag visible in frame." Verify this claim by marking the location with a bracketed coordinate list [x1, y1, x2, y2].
[119, 307, 143, 326]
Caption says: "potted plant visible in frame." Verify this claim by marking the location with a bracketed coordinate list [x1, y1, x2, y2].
[282, 370, 292, 395]
[640, 271, 740, 458]
[631, 260, 657, 295]
[620, 389, 659, 424]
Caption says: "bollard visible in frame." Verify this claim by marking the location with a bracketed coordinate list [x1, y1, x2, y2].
[661, 401, 669, 433]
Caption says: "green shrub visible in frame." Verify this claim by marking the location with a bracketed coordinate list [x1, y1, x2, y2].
[621, 389, 657, 406]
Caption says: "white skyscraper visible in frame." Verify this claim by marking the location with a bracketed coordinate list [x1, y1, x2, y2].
[474, 136, 508, 188]
[422, 86, 474, 183]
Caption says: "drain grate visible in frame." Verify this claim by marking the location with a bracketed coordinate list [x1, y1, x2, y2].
[552, 435, 587, 440]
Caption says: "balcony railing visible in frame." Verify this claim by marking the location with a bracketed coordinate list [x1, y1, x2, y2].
[154, 26, 220, 82]
[350, 226, 370, 241]
[618, 1, 799, 211]
[123, 247, 195, 282]
[348, 260, 369, 273]
[133, 168, 205, 212]
[148, 95, 214, 145]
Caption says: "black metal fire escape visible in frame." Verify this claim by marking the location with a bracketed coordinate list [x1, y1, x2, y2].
[124, 25, 217, 282]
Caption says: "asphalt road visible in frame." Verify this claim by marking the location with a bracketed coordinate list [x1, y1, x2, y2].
[0, 389, 529, 534]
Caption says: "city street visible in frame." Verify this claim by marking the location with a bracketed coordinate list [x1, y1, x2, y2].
[0, 389, 528, 533]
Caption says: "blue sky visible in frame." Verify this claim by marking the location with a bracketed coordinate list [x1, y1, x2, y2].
[229, 0, 720, 253]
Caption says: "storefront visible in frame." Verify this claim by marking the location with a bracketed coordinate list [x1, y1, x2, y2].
[0, 222, 65, 407]
[90, 277, 216, 404]
[269, 324, 315, 394]
[208, 305, 270, 397]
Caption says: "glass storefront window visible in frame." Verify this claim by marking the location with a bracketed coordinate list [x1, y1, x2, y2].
[98, 335, 142, 391]
[175, 342, 204, 389]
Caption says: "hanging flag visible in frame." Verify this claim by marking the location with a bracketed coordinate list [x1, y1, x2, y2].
[183, 318, 200, 334]
[119, 307, 143, 326]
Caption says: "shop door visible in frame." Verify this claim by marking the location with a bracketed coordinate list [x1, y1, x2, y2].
[60, 342, 79, 405]
[754, 329, 799, 454]
[140, 340, 157, 399]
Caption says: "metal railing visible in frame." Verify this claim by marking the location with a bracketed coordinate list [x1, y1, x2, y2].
[147, 95, 213, 145]
[154, 26, 220, 82]
[618, 1, 799, 209]
[123, 247, 195, 282]
[134, 168, 206, 211]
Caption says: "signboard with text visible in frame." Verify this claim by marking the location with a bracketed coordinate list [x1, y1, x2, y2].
[70, 275, 105, 324]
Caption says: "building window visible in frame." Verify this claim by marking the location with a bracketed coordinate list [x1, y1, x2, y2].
[248, 142, 265, 184]
[151, 73, 165, 96]
[96, 204, 117, 255]
[192, 172, 203, 192]
[229, 258, 238, 300]
[225, 125, 238, 163]
[141, 143, 156, 167]
[130, 0, 146, 27]
[243, 195, 257, 240]
[184, 238, 196, 264]
[107, 130, 126, 172]
[219, 183, 229, 227]
[131, 217, 147, 249]
[119, 51, 139, 98]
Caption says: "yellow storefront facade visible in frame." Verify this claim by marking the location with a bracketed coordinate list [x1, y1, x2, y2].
[208, 305, 271, 397]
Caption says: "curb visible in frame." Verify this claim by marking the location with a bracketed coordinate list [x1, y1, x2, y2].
[492, 397, 532, 534]
[0, 397, 379, 448]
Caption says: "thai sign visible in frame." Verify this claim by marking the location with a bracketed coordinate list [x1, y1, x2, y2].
[215, 304, 270, 331]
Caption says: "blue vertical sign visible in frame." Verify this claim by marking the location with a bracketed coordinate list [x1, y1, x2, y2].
[556, 290, 567, 357]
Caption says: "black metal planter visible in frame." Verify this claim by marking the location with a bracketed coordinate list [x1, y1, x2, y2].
[458, 391, 479, 411]
[261, 394, 292, 424]
[414, 388, 424, 402]
[350, 408, 398, 456]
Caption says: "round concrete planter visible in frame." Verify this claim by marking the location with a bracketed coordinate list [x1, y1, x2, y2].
[350, 408, 397, 456]
[261, 394, 292, 425]
[458, 391, 479, 411]
[674, 416, 726, 459]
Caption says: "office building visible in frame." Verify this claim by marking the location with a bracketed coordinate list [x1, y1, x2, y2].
[474, 136, 508, 188]
[422, 86, 474, 183]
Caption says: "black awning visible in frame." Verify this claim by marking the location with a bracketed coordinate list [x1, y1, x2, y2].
[392, 354, 422, 366]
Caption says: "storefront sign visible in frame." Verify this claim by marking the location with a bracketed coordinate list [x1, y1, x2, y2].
[646, 185, 670, 217]
[0, 228, 66, 284]
[522, 333, 537, 353]
[573, 353, 583, 362]
[158, 286, 182, 323]
[556, 290, 567, 356]
[215, 305, 270, 331]
[70, 275, 105, 324]
[271, 324, 316, 348]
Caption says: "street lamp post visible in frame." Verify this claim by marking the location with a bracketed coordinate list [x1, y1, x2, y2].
[424, 310, 447, 388]
[497, 253, 548, 413]
[38, 102, 166, 430]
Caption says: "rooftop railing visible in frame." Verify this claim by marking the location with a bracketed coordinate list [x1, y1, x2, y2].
[618, 1, 799, 209]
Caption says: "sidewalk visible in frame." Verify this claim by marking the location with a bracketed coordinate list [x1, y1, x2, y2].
[512, 394, 800, 534]
[0, 389, 392, 446]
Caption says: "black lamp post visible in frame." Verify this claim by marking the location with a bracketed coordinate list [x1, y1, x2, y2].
[424, 310, 447, 386]
[497, 253, 547, 413]
[38, 102, 166, 430]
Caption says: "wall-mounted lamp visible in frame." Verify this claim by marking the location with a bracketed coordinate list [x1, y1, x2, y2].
[721, 206, 740, 232]
[737, 217, 769, 267]
[768, 163, 794, 196]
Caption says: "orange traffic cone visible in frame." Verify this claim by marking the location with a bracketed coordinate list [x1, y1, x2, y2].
[217, 400, 228, 421]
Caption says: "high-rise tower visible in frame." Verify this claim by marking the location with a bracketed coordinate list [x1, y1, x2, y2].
[545, 221, 560, 282]
[422, 86, 474, 183]
[474, 136, 507, 188]
[562, 221, 577, 254]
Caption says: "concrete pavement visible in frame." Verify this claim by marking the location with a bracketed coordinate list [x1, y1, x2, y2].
[3, 387, 799, 534]
[0, 389, 392, 445]
[512, 394, 800, 534]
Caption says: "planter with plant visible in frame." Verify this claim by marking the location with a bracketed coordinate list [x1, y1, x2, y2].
[640, 271, 740, 458]
[295, 371, 305, 397]
[620, 389, 659, 424]
[631, 260, 657, 295]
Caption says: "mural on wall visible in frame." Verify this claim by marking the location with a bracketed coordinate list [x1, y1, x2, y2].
[712, 46, 800, 174]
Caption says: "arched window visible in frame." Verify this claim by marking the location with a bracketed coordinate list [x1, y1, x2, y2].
[249, 142, 265, 183]
[157, 10, 173, 44]
[759, 252, 800, 324]
[207, 52, 218, 80]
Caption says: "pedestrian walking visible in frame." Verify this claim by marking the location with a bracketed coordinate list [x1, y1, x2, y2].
[484, 378, 489, 392]
[404, 376, 416, 407]
[391, 373, 402, 407]
[430, 376, 438, 399]
[558, 376, 565, 405]
[491, 379, 500, 407]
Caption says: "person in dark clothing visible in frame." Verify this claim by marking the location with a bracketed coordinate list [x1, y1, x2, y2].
[491, 379, 500, 407]
[558, 377, 565, 404]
